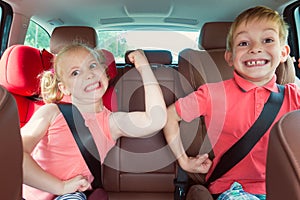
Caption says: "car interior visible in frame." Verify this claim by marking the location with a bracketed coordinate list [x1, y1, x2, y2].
[0, 0, 299, 199]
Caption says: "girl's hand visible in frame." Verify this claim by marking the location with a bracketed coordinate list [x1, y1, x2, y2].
[179, 154, 212, 174]
[127, 49, 149, 70]
[62, 175, 90, 194]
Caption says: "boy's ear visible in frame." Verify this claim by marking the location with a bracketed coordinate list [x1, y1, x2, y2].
[280, 45, 290, 63]
[224, 50, 234, 67]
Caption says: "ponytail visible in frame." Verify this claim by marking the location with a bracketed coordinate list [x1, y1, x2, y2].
[40, 70, 64, 103]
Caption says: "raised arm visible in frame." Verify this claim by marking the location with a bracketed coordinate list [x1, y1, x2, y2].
[110, 50, 167, 139]
[163, 104, 212, 174]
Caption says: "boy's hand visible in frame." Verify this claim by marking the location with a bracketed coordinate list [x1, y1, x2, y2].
[179, 154, 212, 174]
[127, 49, 149, 70]
[62, 175, 90, 194]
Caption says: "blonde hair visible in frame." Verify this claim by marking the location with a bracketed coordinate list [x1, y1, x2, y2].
[226, 6, 289, 51]
[41, 43, 106, 103]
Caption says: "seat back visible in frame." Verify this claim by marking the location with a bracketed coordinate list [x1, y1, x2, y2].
[50, 26, 98, 54]
[50, 26, 118, 111]
[103, 50, 180, 199]
[178, 22, 233, 94]
[266, 110, 300, 200]
[0, 45, 53, 127]
[0, 85, 23, 199]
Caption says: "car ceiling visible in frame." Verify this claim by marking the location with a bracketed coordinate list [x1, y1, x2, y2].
[2, 0, 297, 33]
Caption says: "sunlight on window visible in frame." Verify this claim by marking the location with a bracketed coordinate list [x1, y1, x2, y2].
[98, 30, 199, 63]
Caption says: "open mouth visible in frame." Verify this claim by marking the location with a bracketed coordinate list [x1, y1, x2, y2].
[245, 59, 269, 67]
[85, 82, 102, 92]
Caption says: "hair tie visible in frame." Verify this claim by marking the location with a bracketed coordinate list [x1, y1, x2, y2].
[50, 68, 55, 74]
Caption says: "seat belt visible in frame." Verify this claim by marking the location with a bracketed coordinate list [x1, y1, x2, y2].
[174, 165, 190, 200]
[173, 85, 285, 200]
[206, 84, 285, 185]
[57, 103, 103, 189]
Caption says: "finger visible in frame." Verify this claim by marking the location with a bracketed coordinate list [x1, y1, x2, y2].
[127, 53, 135, 63]
[196, 153, 209, 162]
[77, 179, 90, 191]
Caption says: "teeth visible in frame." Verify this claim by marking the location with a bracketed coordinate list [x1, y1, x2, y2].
[246, 60, 266, 66]
[86, 82, 99, 91]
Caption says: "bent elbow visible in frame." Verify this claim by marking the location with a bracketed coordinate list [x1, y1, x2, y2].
[148, 105, 167, 131]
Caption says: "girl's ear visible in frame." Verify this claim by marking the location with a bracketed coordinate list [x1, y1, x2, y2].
[224, 50, 234, 67]
[58, 82, 71, 96]
[280, 44, 291, 63]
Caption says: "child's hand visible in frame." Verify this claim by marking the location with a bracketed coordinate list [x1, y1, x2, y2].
[127, 49, 149, 70]
[180, 154, 212, 174]
[62, 175, 90, 194]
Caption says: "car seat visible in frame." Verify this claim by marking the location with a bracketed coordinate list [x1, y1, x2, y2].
[266, 110, 300, 200]
[0, 45, 53, 127]
[0, 85, 23, 199]
[102, 49, 179, 200]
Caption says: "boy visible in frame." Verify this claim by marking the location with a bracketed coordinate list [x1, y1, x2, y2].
[163, 6, 300, 199]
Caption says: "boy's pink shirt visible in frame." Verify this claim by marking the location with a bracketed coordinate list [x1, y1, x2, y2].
[23, 107, 115, 200]
[175, 72, 300, 194]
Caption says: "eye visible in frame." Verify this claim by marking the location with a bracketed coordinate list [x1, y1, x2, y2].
[71, 70, 80, 77]
[238, 41, 249, 46]
[90, 62, 98, 69]
[90, 63, 99, 69]
[264, 38, 274, 43]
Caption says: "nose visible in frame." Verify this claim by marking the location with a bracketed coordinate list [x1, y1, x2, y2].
[86, 70, 96, 79]
[249, 42, 262, 54]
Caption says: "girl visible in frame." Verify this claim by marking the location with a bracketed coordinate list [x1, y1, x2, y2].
[22, 44, 167, 199]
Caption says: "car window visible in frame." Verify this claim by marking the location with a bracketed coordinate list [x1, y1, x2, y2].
[24, 20, 50, 50]
[0, 1, 12, 56]
[97, 30, 199, 64]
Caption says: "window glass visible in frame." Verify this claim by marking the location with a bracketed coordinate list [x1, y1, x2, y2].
[0, 1, 13, 56]
[24, 20, 50, 50]
[295, 7, 300, 54]
[97, 30, 199, 64]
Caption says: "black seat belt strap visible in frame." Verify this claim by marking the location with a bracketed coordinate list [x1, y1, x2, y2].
[206, 84, 285, 185]
[57, 103, 102, 189]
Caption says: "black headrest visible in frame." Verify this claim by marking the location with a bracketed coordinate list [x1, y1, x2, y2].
[125, 50, 172, 65]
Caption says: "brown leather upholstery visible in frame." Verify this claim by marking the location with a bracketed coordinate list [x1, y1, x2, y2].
[0, 86, 23, 199]
[266, 110, 300, 200]
[50, 26, 97, 54]
[177, 22, 234, 161]
[102, 50, 182, 199]
[199, 22, 232, 50]
[276, 56, 295, 85]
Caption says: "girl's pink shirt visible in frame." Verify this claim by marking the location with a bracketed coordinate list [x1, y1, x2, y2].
[23, 106, 115, 200]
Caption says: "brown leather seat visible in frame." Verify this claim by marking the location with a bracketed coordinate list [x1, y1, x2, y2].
[0, 85, 23, 199]
[103, 49, 181, 200]
[266, 110, 300, 200]
[50, 26, 98, 54]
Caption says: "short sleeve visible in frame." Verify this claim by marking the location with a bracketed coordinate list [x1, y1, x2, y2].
[175, 85, 210, 122]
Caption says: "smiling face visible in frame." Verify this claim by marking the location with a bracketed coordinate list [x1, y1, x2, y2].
[57, 46, 109, 105]
[225, 18, 290, 86]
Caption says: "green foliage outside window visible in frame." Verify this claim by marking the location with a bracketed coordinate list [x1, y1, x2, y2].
[24, 21, 50, 50]
[97, 31, 129, 62]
